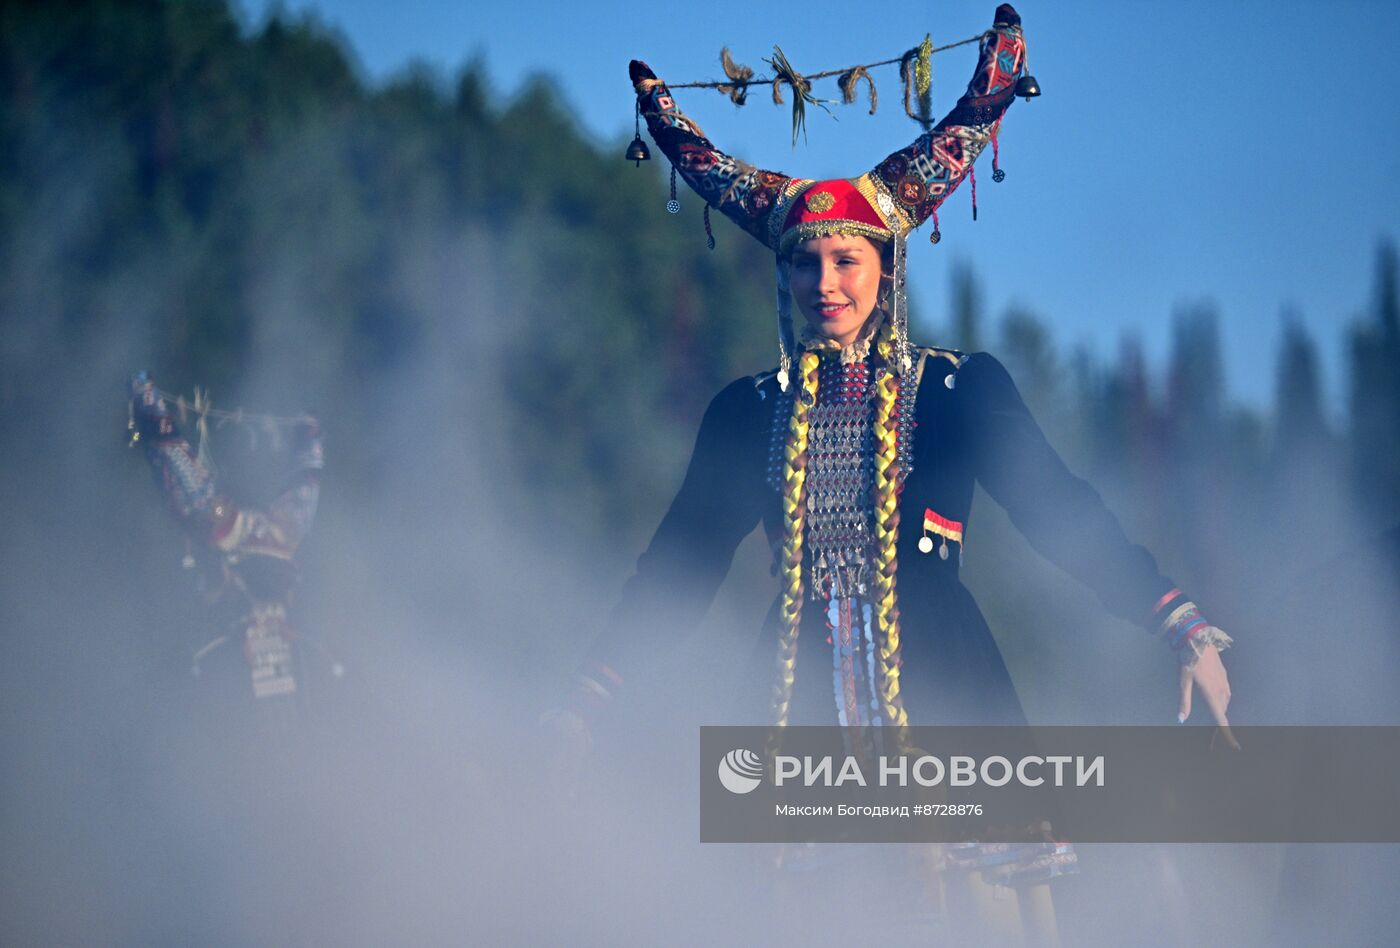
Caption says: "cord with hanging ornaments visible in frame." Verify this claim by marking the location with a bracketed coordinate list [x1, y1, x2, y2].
[127, 385, 316, 456]
[625, 30, 1040, 247]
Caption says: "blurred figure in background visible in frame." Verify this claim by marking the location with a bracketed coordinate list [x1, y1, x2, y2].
[128, 371, 330, 731]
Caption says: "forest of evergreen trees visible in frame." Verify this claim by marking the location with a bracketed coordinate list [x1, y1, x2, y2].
[2, 0, 1397, 678]
[2, 0, 1398, 705]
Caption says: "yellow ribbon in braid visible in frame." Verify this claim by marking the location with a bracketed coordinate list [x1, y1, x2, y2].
[770, 349, 820, 730]
[872, 321, 910, 729]
[769, 318, 911, 744]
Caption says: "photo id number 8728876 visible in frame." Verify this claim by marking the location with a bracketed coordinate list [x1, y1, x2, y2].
[913, 803, 983, 816]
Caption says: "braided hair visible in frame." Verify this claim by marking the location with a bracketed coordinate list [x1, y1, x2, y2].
[872, 317, 910, 728]
[770, 348, 820, 728]
[768, 310, 910, 730]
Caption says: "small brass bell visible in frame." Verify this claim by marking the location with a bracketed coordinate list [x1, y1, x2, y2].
[625, 134, 651, 166]
[1014, 74, 1041, 98]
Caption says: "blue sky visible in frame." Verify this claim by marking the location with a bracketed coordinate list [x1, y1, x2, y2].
[239, 0, 1400, 413]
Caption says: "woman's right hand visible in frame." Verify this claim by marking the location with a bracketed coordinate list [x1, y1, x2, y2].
[1180, 643, 1239, 749]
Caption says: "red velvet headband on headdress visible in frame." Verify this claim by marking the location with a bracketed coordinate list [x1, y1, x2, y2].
[777, 177, 898, 256]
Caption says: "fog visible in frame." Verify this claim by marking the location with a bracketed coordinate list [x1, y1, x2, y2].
[3, 39, 1399, 948]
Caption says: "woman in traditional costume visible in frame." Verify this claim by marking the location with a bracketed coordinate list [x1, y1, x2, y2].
[546, 10, 1235, 938]
[129, 371, 325, 717]
[564, 4, 1232, 738]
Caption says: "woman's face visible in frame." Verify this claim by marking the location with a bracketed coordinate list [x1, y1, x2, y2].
[788, 234, 886, 348]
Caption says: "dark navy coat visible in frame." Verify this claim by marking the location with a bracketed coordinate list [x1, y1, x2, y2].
[591, 350, 1177, 726]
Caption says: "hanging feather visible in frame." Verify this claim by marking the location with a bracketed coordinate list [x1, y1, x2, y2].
[837, 66, 878, 115]
[765, 46, 832, 146]
[900, 53, 916, 123]
[717, 47, 754, 105]
[900, 41, 934, 130]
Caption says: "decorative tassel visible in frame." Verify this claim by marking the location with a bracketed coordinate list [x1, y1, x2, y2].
[928, 209, 941, 245]
[765, 45, 832, 146]
[863, 601, 878, 715]
[704, 204, 715, 250]
[837, 66, 877, 115]
[991, 129, 1006, 182]
[717, 47, 753, 105]
[830, 594, 847, 726]
[970, 165, 978, 221]
[913, 34, 933, 128]
[899, 50, 932, 129]
[775, 261, 794, 391]
[891, 231, 912, 376]
[667, 167, 680, 214]
[912, 34, 934, 96]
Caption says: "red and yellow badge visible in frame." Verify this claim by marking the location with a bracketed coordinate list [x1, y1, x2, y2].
[919, 508, 964, 560]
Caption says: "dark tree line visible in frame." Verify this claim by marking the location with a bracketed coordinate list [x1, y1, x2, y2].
[1, 0, 1396, 709]
[5, 5, 1400, 944]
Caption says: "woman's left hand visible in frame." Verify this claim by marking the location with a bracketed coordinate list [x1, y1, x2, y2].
[1179, 643, 1238, 748]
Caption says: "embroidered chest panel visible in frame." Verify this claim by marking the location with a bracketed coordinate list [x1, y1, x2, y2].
[805, 360, 878, 595]
[764, 357, 920, 497]
[764, 358, 918, 597]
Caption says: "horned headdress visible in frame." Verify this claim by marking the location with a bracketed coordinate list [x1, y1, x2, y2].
[630, 3, 1031, 389]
